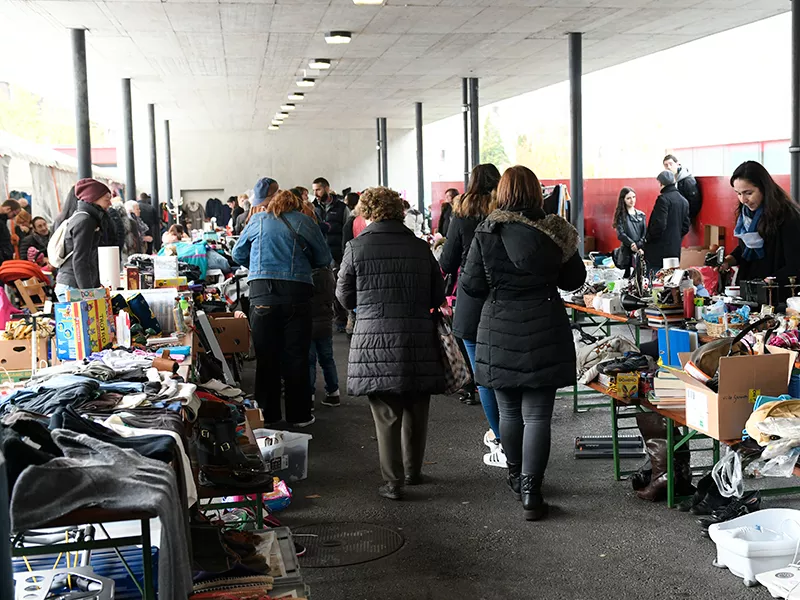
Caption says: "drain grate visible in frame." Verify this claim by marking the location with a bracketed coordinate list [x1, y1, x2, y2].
[293, 522, 405, 568]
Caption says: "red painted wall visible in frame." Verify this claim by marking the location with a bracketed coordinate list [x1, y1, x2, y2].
[433, 175, 792, 254]
[430, 181, 464, 233]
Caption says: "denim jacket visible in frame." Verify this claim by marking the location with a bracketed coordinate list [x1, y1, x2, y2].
[233, 210, 332, 285]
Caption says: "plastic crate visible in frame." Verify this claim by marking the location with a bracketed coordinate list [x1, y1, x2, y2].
[254, 429, 312, 482]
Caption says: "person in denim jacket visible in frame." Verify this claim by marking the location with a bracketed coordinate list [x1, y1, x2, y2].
[233, 179, 332, 427]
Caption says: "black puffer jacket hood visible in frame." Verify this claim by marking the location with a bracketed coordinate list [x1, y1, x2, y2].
[481, 208, 579, 267]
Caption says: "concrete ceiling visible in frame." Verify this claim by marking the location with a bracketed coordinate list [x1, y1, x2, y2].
[0, 0, 789, 131]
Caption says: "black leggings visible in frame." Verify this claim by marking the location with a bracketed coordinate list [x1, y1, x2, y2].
[495, 387, 557, 476]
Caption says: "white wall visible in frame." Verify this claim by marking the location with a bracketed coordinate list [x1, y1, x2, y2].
[155, 127, 418, 207]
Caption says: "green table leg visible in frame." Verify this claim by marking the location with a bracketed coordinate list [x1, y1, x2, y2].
[140, 519, 155, 600]
[611, 398, 622, 481]
[666, 419, 675, 508]
[713, 439, 720, 464]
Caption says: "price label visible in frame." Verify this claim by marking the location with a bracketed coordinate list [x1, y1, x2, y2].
[749, 389, 761, 404]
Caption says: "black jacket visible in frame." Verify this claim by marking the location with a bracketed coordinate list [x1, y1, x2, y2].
[615, 209, 647, 265]
[314, 197, 348, 263]
[138, 200, 159, 250]
[311, 267, 335, 340]
[336, 220, 446, 397]
[438, 205, 452, 237]
[342, 215, 355, 254]
[439, 215, 483, 341]
[731, 210, 800, 284]
[102, 205, 126, 250]
[459, 208, 586, 391]
[20, 231, 50, 262]
[676, 167, 702, 220]
[56, 201, 105, 289]
[0, 214, 13, 264]
[644, 184, 690, 271]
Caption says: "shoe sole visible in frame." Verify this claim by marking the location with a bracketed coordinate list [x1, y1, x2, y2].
[321, 401, 340, 407]
[524, 506, 549, 521]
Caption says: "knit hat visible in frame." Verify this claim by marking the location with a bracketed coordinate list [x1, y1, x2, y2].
[657, 170, 675, 187]
[75, 178, 111, 204]
[252, 177, 277, 207]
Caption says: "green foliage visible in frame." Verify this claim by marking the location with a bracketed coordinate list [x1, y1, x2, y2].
[480, 114, 509, 167]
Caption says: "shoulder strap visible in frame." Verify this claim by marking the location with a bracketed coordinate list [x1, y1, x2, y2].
[278, 214, 311, 258]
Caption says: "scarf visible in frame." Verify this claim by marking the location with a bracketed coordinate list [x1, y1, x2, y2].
[734, 205, 764, 261]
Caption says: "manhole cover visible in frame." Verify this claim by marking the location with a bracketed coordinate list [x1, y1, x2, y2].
[293, 522, 404, 568]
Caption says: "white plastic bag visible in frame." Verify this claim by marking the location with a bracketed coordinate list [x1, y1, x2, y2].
[713, 448, 743, 498]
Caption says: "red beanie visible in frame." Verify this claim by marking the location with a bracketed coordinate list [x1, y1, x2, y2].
[75, 178, 111, 204]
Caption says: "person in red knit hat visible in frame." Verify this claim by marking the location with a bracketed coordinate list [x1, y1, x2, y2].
[54, 178, 112, 301]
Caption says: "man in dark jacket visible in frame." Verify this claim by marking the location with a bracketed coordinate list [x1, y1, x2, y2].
[663, 154, 702, 220]
[313, 177, 350, 331]
[0, 199, 21, 265]
[138, 193, 160, 252]
[336, 186, 445, 501]
[20, 217, 51, 264]
[644, 170, 691, 272]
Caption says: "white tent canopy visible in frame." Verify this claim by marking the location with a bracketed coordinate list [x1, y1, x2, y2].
[0, 131, 123, 224]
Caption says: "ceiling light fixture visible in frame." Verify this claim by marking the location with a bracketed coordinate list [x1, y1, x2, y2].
[280, 104, 296, 111]
[296, 78, 316, 87]
[268, 125, 279, 130]
[325, 31, 351, 44]
[309, 59, 331, 70]
[288, 93, 305, 101]
[276, 112, 289, 119]
[353, 0, 384, 4]
[274, 115, 286, 122]
[271, 120, 282, 126]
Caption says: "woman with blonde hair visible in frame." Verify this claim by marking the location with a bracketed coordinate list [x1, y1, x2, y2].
[336, 186, 445, 500]
[233, 178, 332, 427]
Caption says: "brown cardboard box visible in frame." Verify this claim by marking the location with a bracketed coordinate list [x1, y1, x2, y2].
[584, 236, 596, 253]
[704, 225, 726, 249]
[0, 337, 50, 371]
[673, 353, 793, 440]
[680, 247, 708, 268]
[246, 408, 264, 430]
[208, 313, 251, 355]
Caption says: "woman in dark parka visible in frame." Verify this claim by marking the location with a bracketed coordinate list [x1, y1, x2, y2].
[459, 165, 586, 521]
[336, 186, 445, 502]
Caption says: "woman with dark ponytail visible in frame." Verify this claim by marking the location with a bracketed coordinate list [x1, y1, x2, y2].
[612, 187, 645, 278]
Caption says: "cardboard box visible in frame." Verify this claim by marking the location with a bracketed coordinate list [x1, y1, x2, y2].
[208, 314, 250, 354]
[616, 372, 640, 399]
[155, 277, 188, 289]
[680, 247, 708, 268]
[54, 301, 94, 360]
[65, 287, 108, 302]
[673, 353, 793, 440]
[0, 337, 50, 371]
[246, 408, 264, 430]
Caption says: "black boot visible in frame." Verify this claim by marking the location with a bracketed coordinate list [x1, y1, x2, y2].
[521, 474, 549, 521]
[195, 401, 263, 470]
[507, 463, 521, 501]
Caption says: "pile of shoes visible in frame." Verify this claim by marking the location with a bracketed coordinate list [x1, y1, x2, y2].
[630, 413, 694, 502]
[193, 398, 272, 491]
[678, 473, 762, 536]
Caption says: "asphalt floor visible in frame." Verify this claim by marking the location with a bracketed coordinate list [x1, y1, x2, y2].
[245, 332, 800, 600]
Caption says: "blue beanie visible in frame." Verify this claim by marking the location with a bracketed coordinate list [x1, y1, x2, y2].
[253, 177, 277, 206]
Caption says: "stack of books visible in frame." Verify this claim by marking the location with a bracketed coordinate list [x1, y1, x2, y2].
[651, 370, 686, 409]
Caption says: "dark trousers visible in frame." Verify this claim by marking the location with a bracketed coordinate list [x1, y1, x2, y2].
[250, 302, 312, 424]
[368, 393, 431, 485]
[495, 387, 557, 477]
[309, 336, 339, 395]
[332, 262, 348, 329]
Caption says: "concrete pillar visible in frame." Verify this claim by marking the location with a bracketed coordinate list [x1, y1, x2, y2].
[569, 32, 585, 255]
[71, 29, 91, 179]
[121, 78, 135, 201]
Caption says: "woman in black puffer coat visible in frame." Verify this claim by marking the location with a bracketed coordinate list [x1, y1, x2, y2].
[459, 166, 586, 521]
[336, 186, 445, 502]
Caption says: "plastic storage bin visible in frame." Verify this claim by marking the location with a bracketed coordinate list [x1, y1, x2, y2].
[254, 428, 312, 482]
[708, 508, 800, 587]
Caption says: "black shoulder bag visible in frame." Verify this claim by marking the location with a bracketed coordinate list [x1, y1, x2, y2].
[279, 214, 313, 262]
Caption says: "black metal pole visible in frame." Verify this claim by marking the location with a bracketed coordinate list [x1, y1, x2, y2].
[462, 78, 469, 189]
[569, 32, 585, 256]
[469, 77, 480, 170]
[380, 117, 388, 187]
[415, 102, 424, 212]
[792, 0, 800, 201]
[71, 29, 92, 179]
[376, 118, 382, 185]
[147, 103, 161, 250]
[122, 78, 136, 201]
[164, 119, 174, 227]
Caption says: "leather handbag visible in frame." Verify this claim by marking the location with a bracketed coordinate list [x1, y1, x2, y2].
[435, 310, 472, 394]
[612, 245, 631, 270]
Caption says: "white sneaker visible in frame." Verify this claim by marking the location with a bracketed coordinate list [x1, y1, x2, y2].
[483, 446, 507, 468]
[483, 429, 498, 448]
[290, 415, 316, 428]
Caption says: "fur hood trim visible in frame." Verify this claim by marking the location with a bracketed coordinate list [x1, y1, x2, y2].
[485, 209, 578, 263]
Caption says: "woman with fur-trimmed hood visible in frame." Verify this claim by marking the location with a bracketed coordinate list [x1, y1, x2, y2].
[459, 165, 586, 522]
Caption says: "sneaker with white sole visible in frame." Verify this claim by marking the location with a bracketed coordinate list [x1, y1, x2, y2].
[483, 429, 499, 448]
[483, 446, 507, 468]
[289, 415, 316, 428]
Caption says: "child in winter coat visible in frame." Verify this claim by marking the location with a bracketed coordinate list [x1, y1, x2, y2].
[310, 266, 340, 407]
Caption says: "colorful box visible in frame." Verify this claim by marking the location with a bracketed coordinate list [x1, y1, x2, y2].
[616, 372, 640, 399]
[54, 301, 94, 360]
[126, 266, 140, 290]
[155, 277, 188, 289]
[65, 287, 108, 302]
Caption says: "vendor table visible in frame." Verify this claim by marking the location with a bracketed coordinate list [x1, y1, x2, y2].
[589, 381, 800, 508]
[11, 509, 156, 600]
[563, 302, 644, 412]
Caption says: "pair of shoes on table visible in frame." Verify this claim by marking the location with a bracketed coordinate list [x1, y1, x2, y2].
[483, 444, 507, 468]
[697, 491, 761, 533]
[322, 390, 340, 407]
[378, 482, 403, 501]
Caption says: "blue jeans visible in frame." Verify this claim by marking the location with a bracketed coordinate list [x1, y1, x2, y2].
[54, 283, 78, 302]
[462, 339, 500, 440]
[309, 336, 339, 395]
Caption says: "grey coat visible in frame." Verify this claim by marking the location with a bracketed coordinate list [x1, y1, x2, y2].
[55, 201, 104, 290]
[336, 220, 446, 397]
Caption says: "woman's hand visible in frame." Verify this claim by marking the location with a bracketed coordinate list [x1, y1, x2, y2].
[719, 257, 735, 273]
